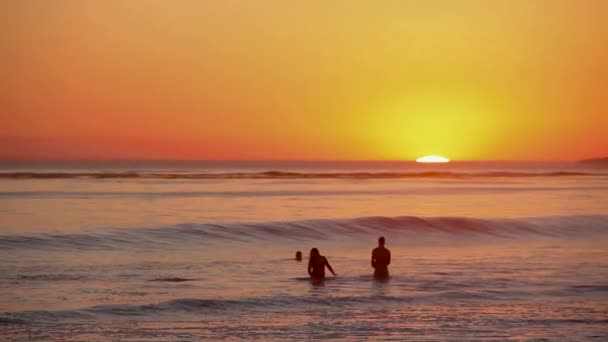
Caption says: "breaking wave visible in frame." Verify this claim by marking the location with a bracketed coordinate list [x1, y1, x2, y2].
[1, 215, 606, 251]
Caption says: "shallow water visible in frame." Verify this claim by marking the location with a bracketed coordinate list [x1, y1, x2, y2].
[1, 161, 607, 340]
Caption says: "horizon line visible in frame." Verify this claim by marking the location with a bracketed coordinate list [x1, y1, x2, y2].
[0, 158, 600, 164]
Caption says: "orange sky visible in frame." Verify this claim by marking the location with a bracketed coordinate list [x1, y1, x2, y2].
[2, 0, 607, 161]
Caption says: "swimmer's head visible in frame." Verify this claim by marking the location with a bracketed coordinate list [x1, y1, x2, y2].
[310, 248, 319, 257]
[378, 236, 385, 246]
[295, 251, 302, 261]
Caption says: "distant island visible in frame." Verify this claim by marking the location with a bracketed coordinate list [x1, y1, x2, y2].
[579, 157, 608, 166]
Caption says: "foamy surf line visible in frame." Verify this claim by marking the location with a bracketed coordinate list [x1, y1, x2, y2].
[1, 215, 607, 251]
[1, 170, 606, 180]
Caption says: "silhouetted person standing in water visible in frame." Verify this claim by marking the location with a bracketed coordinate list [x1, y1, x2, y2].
[295, 251, 302, 261]
[372, 236, 391, 278]
[308, 248, 336, 279]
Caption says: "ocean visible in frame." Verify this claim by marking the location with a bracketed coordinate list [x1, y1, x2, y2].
[1, 161, 607, 341]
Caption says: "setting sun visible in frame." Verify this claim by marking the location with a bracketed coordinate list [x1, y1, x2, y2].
[416, 155, 450, 163]
[2, 1, 606, 161]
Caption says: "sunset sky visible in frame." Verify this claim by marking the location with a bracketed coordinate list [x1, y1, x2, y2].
[2, 0, 607, 161]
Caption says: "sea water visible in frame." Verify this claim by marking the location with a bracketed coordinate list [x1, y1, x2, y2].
[1, 161, 607, 340]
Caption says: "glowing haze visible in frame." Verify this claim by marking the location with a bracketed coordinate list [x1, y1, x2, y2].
[2, 1, 607, 161]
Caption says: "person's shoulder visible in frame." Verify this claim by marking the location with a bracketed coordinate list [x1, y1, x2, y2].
[378, 246, 390, 254]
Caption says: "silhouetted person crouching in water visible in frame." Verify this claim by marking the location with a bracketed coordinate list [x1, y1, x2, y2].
[308, 248, 336, 279]
[372, 236, 391, 278]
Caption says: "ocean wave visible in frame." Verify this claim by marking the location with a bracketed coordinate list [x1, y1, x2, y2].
[4, 288, 608, 323]
[0, 215, 606, 251]
[0, 294, 489, 322]
[1, 170, 605, 180]
[3, 185, 608, 199]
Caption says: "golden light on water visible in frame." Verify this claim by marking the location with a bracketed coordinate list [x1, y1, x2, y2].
[416, 155, 450, 163]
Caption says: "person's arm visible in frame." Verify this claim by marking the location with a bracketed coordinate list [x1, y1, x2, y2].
[308, 259, 313, 276]
[387, 250, 391, 266]
[371, 250, 377, 268]
[325, 258, 337, 276]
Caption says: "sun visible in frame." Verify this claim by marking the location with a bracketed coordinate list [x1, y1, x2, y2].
[416, 155, 450, 163]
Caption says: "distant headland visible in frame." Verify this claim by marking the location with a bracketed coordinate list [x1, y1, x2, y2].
[579, 157, 608, 166]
